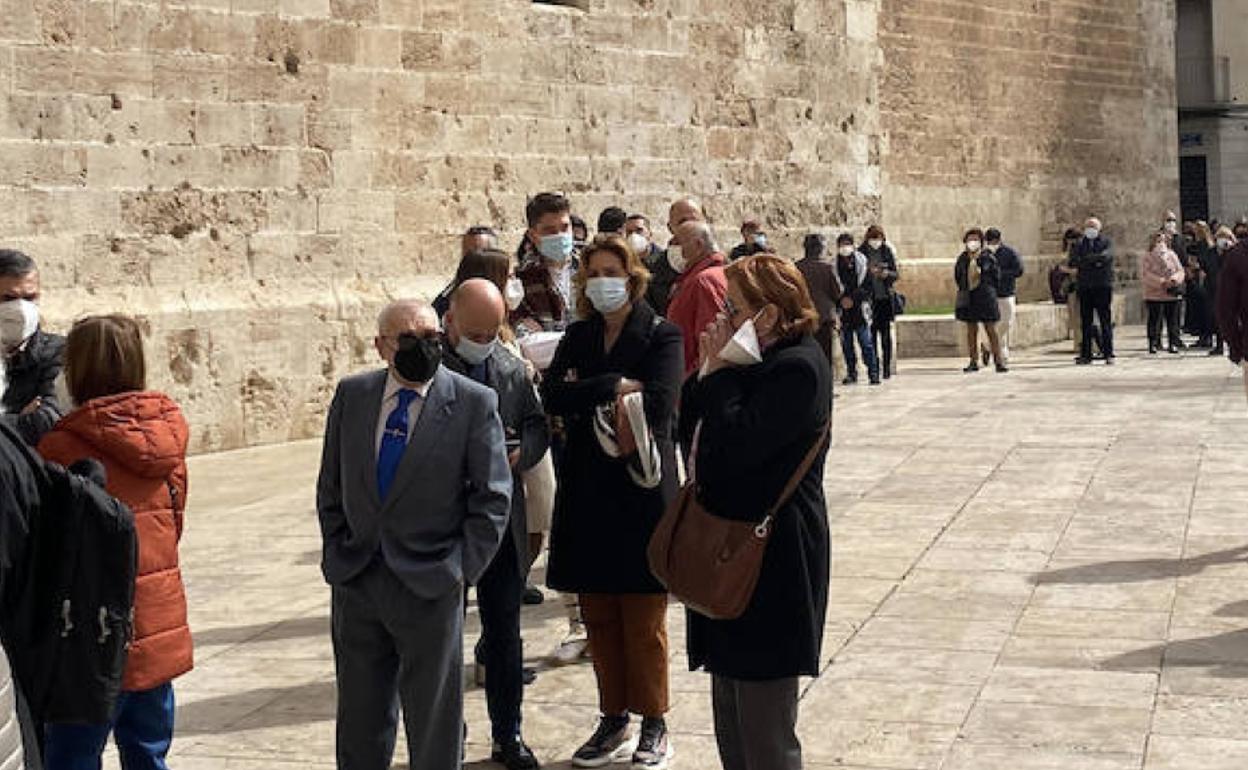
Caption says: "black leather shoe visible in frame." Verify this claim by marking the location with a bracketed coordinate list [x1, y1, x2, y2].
[522, 585, 545, 605]
[492, 736, 541, 770]
[523, 667, 537, 685]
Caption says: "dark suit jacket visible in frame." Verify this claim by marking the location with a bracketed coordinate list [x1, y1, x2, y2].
[1, 330, 65, 446]
[316, 365, 512, 599]
[442, 342, 549, 578]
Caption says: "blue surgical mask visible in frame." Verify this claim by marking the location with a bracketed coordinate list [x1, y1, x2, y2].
[538, 232, 574, 263]
[455, 335, 497, 366]
[754, 233, 767, 247]
[585, 277, 630, 314]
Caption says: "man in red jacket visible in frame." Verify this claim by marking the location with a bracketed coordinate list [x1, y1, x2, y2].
[667, 220, 728, 374]
[1216, 239, 1248, 402]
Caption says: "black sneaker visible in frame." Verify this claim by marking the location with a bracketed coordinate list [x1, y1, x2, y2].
[1105, 356, 1116, 366]
[631, 717, 672, 769]
[572, 715, 632, 768]
[995, 364, 1009, 373]
[963, 362, 979, 373]
[523, 585, 545, 605]
[492, 736, 541, 770]
[523, 667, 537, 686]
[869, 376, 882, 386]
[1074, 357, 1092, 365]
[841, 375, 858, 386]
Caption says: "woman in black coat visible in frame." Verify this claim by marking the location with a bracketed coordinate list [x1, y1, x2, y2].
[860, 225, 901, 379]
[954, 228, 1007, 373]
[678, 254, 832, 770]
[542, 235, 683, 768]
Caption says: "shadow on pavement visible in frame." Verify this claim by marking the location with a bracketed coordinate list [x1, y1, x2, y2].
[1029, 544, 1248, 585]
[1102, 624, 1248, 679]
[177, 680, 335, 736]
[193, 615, 330, 646]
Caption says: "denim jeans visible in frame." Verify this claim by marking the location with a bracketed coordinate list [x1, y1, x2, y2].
[44, 683, 175, 770]
[840, 323, 879, 381]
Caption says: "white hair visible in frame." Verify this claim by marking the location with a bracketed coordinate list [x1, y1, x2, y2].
[377, 300, 439, 335]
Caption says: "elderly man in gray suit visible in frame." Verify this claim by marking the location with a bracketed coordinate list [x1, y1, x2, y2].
[317, 299, 511, 770]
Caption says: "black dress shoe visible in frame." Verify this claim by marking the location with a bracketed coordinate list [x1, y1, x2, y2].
[522, 585, 545, 606]
[523, 667, 537, 686]
[492, 736, 541, 770]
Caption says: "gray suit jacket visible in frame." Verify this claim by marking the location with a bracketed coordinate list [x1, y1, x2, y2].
[316, 365, 512, 599]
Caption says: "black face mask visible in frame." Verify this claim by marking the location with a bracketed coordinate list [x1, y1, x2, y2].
[394, 333, 442, 383]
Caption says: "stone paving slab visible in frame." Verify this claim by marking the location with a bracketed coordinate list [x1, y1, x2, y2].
[138, 326, 1247, 769]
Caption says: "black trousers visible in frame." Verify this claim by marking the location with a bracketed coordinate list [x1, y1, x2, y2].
[1078, 287, 1114, 360]
[475, 528, 525, 742]
[1146, 300, 1181, 349]
[871, 299, 895, 377]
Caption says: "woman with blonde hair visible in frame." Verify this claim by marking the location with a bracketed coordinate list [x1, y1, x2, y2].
[542, 235, 683, 769]
[40, 315, 191, 770]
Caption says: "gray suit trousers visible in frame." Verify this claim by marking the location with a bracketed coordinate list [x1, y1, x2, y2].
[332, 561, 463, 770]
[712, 675, 802, 770]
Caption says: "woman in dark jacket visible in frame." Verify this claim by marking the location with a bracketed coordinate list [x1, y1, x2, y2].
[542, 235, 683, 770]
[1185, 221, 1217, 347]
[678, 254, 832, 770]
[954, 228, 1006, 373]
[860, 225, 901, 379]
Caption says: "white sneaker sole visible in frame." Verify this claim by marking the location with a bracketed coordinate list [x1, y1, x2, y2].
[571, 736, 638, 768]
[631, 742, 674, 770]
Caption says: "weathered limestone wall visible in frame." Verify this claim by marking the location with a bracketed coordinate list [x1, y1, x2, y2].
[1, 0, 880, 452]
[879, 0, 1180, 307]
[0, 0, 1174, 451]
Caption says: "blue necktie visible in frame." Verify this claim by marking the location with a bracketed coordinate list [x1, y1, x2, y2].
[377, 388, 420, 500]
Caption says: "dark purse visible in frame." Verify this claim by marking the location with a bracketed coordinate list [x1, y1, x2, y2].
[891, 291, 907, 316]
[647, 423, 831, 620]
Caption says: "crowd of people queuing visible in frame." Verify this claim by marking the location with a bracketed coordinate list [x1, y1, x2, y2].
[0, 189, 1246, 770]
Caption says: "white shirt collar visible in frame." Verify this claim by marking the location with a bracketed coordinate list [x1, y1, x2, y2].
[383, 370, 434, 403]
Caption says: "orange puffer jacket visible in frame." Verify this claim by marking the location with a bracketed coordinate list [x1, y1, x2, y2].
[38, 391, 192, 692]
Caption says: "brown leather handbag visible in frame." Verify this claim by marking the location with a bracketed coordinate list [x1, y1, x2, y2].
[647, 424, 830, 620]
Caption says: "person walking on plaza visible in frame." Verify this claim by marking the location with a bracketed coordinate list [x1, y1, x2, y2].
[515, 193, 580, 334]
[316, 299, 511, 770]
[0, 250, 65, 446]
[39, 315, 192, 770]
[1069, 217, 1116, 365]
[835, 233, 880, 386]
[678, 254, 832, 770]
[984, 229, 1023, 366]
[796, 233, 844, 367]
[954, 229, 1007, 373]
[1216, 238, 1248, 403]
[442, 280, 548, 770]
[859, 226, 900, 379]
[1141, 231, 1186, 355]
[541, 235, 683, 769]
[668, 220, 729, 375]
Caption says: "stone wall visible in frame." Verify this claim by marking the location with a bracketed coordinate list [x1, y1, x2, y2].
[879, 0, 1180, 301]
[0, 0, 1174, 452]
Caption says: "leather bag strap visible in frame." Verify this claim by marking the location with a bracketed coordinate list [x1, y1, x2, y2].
[764, 419, 832, 520]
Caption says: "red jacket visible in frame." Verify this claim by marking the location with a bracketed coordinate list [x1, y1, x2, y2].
[38, 392, 192, 692]
[666, 253, 728, 374]
[1218, 241, 1248, 364]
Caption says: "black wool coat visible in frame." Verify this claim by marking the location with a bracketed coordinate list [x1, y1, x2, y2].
[1, 330, 66, 446]
[954, 252, 1002, 324]
[678, 335, 832, 681]
[542, 301, 683, 594]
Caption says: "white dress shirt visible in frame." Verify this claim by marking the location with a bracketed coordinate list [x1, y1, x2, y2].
[374, 372, 433, 456]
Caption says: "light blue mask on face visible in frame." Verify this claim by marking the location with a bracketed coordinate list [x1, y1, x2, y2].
[538, 232, 574, 263]
[585, 277, 630, 314]
[455, 335, 497, 366]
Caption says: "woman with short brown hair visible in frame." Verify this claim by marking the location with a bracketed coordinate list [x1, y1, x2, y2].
[40, 315, 192, 770]
[678, 254, 833, 770]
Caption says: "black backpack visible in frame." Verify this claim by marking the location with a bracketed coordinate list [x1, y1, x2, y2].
[1, 428, 137, 725]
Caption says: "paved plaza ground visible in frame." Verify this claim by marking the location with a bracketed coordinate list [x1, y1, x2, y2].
[159, 325, 1247, 770]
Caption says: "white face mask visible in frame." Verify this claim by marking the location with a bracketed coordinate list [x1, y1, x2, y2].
[965, 240, 981, 253]
[627, 233, 650, 256]
[666, 245, 686, 273]
[719, 311, 765, 367]
[867, 239, 883, 251]
[0, 299, 39, 352]
[455, 334, 497, 366]
[504, 277, 524, 311]
[1164, 220, 1178, 235]
[837, 245, 855, 258]
[1217, 238, 1233, 251]
[1084, 228, 1100, 240]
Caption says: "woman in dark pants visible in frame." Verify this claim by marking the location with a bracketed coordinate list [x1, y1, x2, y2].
[954, 228, 1006, 373]
[679, 254, 832, 770]
[860, 226, 900, 379]
[542, 235, 683, 770]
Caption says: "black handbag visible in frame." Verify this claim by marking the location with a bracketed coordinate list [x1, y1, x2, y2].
[891, 291, 907, 316]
